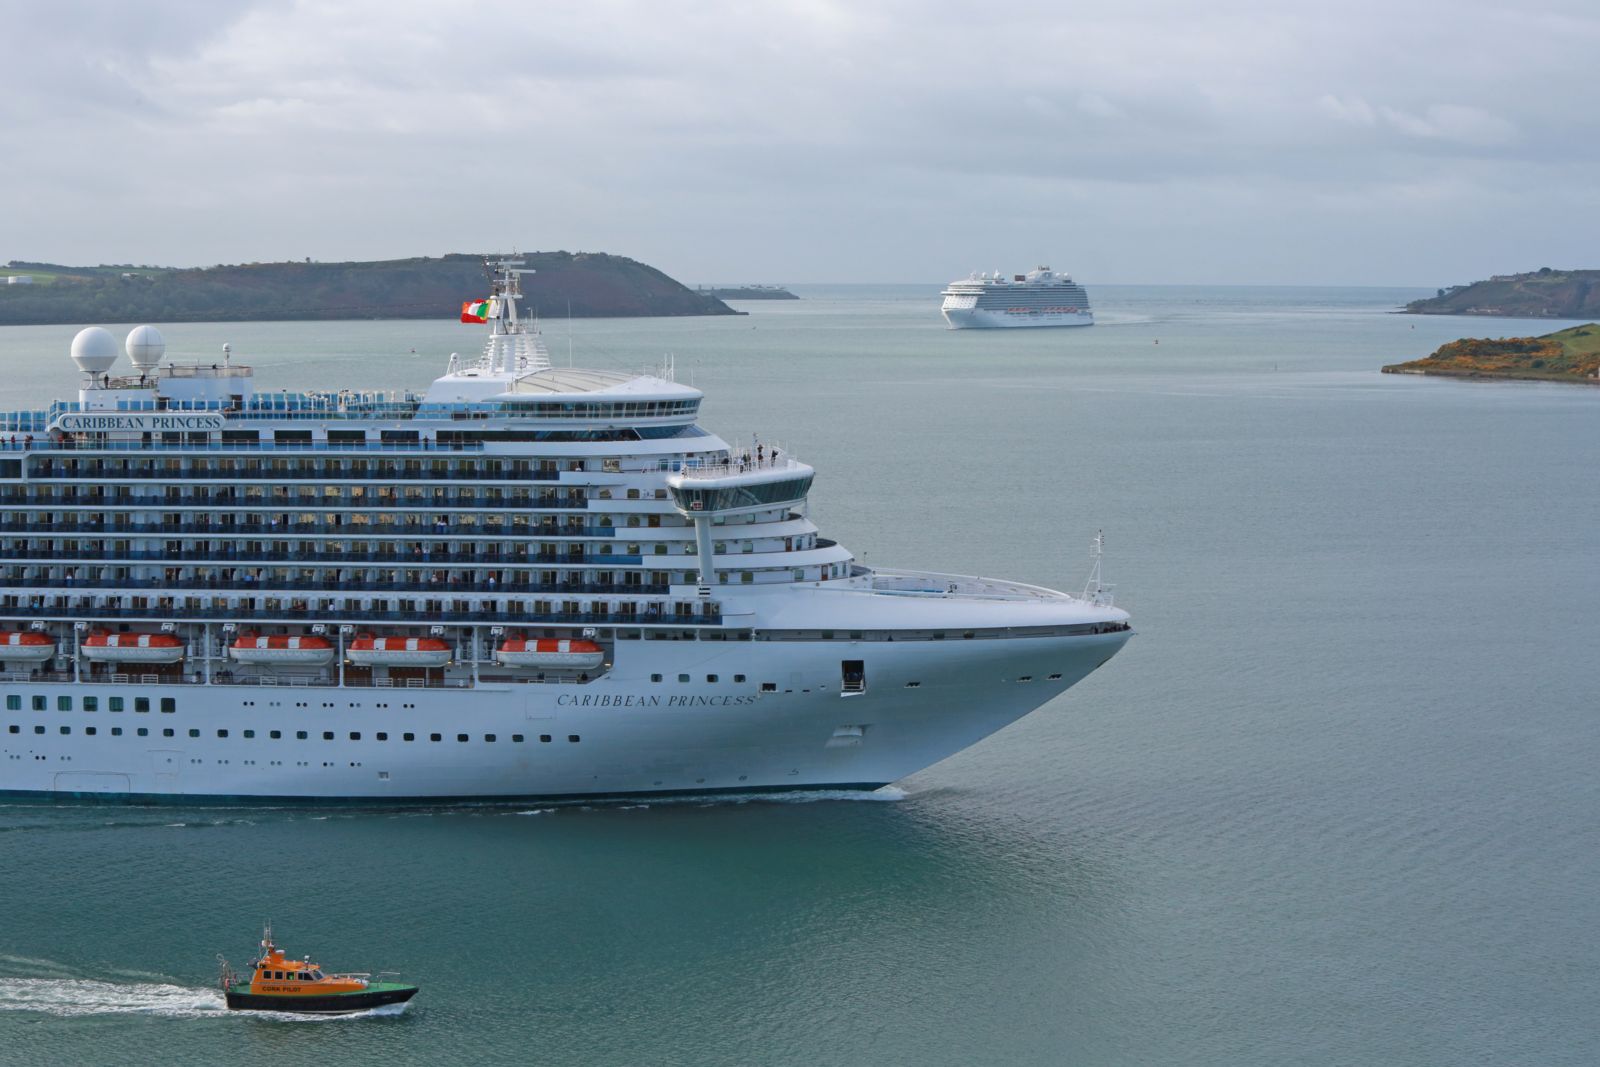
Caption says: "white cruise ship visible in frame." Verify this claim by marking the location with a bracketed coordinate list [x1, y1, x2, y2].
[0, 260, 1130, 803]
[941, 267, 1094, 329]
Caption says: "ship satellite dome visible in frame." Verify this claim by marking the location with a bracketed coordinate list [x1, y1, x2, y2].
[70, 327, 120, 374]
[125, 325, 166, 370]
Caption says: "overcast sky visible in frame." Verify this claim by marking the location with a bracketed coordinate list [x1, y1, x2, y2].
[2, 0, 1597, 285]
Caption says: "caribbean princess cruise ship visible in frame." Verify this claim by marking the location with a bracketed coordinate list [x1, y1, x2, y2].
[941, 267, 1093, 329]
[0, 261, 1130, 803]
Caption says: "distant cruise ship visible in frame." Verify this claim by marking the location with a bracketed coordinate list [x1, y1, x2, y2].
[941, 267, 1093, 329]
[0, 259, 1130, 803]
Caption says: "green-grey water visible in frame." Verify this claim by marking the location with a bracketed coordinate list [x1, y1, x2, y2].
[1, 286, 1597, 1065]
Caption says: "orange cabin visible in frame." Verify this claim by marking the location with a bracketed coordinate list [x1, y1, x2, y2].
[250, 945, 368, 996]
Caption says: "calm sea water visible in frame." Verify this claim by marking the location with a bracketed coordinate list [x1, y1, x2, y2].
[1, 286, 1597, 1066]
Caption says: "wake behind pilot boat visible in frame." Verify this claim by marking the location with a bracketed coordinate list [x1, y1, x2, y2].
[219, 924, 417, 1013]
[0, 257, 1131, 803]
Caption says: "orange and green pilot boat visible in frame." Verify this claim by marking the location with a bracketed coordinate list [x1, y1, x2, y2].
[219, 924, 418, 1013]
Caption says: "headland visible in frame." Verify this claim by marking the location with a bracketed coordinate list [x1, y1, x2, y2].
[1402, 268, 1600, 319]
[1382, 323, 1600, 383]
[0, 251, 738, 325]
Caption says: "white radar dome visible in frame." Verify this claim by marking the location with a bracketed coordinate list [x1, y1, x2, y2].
[70, 327, 120, 374]
[125, 324, 166, 370]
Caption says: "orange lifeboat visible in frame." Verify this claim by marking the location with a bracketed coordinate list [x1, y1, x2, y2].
[229, 634, 336, 667]
[82, 631, 185, 664]
[0, 631, 56, 662]
[347, 635, 452, 668]
[495, 637, 604, 669]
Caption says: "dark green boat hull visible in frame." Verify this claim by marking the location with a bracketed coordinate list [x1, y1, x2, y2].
[224, 981, 417, 1013]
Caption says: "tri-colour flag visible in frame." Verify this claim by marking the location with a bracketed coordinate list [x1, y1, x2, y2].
[460, 299, 492, 323]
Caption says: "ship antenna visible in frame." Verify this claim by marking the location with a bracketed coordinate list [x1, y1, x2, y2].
[1082, 530, 1114, 605]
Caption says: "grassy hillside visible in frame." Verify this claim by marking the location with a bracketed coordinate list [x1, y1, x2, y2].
[1403, 268, 1600, 318]
[1382, 323, 1600, 383]
[0, 252, 736, 324]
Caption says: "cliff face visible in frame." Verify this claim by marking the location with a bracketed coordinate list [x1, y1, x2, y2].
[1404, 269, 1600, 318]
[0, 252, 737, 325]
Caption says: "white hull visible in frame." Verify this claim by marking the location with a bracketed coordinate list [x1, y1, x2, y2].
[0, 646, 55, 663]
[0, 629, 1129, 801]
[495, 651, 605, 669]
[82, 646, 185, 664]
[943, 307, 1094, 329]
[347, 650, 452, 668]
[229, 648, 337, 667]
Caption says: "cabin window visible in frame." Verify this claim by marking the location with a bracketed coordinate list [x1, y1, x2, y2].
[568, 735, 580, 743]
[706, 674, 718, 683]
[109, 697, 124, 712]
[484, 734, 496, 742]
[296, 731, 308, 740]
[540, 735, 552, 743]
[243, 730, 255, 738]
[4, 696, 17, 711]
[83, 697, 97, 712]
[187, 729, 199, 738]
[6, 725, 15, 734]
[403, 733, 415, 742]
[85, 727, 96, 736]
[678, 673, 690, 683]
[112, 727, 122, 736]
[162, 728, 174, 737]
[137, 728, 148, 737]
[734, 674, 746, 683]
[31, 696, 45, 711]
[651, 674, 662, 682]
[161, 698, 176, 713]
[57, 696, 72, 711]
[135, 698, 150, 713]
[298, 972, 311, 981]
[216, 729, 228, 738]
[349, 732, 361, 741]
[321, 731, 333, 740]
[760, 682, 777, 693]
[270, 730, 281, 739]
[430, 733, 442, 742]
[59, 726, 70, 735]
[457, 733, 468, 743]
[376, 732, 388, 741]
[33, 725, 43, 734]
[512, 734, 524, 743]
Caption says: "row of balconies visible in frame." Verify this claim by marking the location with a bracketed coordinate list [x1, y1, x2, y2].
[0, 576, 672, 595]
[0, 602, 721, 626]
[0, 492, 593, 510]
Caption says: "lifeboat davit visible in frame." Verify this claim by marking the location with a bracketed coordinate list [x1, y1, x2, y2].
[346, 636, 452, 668]
[82, 632, 186, 664]
[0, 631, 56, 662]
[229, 634, 336, 667]
[495, 638, 605, 669]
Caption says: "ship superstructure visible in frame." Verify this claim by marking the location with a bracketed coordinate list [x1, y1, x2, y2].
[941, 266, 1093, 329]
[0, 259, 1130, 802]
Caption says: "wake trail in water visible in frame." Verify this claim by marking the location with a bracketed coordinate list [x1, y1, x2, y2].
[0, 978, 227, 1018]
[0, 976, 413, 1021]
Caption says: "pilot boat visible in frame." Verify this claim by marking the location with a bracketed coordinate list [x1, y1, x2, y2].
[219, 924, 417, 1014]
